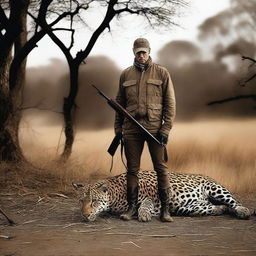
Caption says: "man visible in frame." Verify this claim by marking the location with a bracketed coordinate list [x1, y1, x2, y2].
[114, 38, 176, 222]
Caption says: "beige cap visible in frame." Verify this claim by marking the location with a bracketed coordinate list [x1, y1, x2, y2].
[133, 38, 150, 55]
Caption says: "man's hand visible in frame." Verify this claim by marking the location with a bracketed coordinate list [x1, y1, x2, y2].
[157, 133, 168, 146]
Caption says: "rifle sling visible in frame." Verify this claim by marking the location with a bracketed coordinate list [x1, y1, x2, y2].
[108, 138, 127, 173]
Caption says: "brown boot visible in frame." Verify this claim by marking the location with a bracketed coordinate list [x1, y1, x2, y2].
[159, 188, 173, 222]
[120, 186, 138, 221]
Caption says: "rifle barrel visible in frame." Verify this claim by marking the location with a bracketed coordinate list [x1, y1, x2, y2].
[91, 84, 162, 145]
[91, 84, 110, 101]
[109, 100, 161, 145]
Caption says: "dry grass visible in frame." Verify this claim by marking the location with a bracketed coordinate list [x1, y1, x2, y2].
[15, 118, 256, 194]
[169, 119, 256, 194]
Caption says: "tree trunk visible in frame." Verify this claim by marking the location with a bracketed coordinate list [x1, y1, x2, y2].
[0, 0, 29, 162]
[0, 98, 24, 162]
[0, 50, 24, 162]
[61, 63, 79, 160]
[0, 53, 18, 161]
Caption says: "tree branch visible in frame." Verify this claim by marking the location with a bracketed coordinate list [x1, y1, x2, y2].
[69, 28, 75, 50]
[0, 0, 23, 56]
[240, 55, 256, 86]
[35, 0, 53, 33]
[52, 28, 74, 32]
[48, 1, 90, 28]
[115, 7, 140, 15]
[28, 10, 74, 64]
[28, 0, 92, 63]
[0, 208, 16, 226]
[241, 73, 256, 86]
[0, 5, 9, 30]
[50, 27, 76, 50]
[10, 0, 86, 92]
[207, 94, 256, 105]
[75, 0, 118, 64]
[242, 56, 256, 63]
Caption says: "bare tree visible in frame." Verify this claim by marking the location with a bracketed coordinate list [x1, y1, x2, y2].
[0, 0, 94, 162]
[30, 0, 189, 159]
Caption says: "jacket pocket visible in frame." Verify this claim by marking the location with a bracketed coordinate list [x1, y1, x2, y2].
[147, 79, 163, 97]
[126, 104, 137, 117]
[123, 80, 137, 98]
[124, 104, 137, 130]
[147, 103, 162, 121]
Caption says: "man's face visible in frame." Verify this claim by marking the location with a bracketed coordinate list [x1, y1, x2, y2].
[135, 51, 149, 64]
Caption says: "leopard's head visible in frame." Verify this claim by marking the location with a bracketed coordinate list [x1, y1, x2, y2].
[73, 182, 110, 222]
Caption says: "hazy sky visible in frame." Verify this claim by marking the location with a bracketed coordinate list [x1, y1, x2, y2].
[27, 0, 230, 69]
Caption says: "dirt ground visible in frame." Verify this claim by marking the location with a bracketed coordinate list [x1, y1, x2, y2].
[1, 191, 256, 256]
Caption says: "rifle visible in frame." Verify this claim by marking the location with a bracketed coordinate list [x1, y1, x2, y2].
[91, 84, 162, 156]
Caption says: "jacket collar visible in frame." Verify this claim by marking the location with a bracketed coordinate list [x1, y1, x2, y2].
[134, 56, 152, 72]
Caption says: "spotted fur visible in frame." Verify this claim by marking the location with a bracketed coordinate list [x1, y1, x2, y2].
[75, 170, 250, 222]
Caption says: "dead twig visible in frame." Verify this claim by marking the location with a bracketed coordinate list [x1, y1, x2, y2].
[37, 196, 46, 203]
[74, 227, 113, 233]
[0, 193, 16, 196]
[20, 192, 36, 197]
[22, 220, 39, 225]
[106, 232, 176, 238]
[0, 234, 15, 240]
[211, 226, 232, 229]
[63, 223, 82, 228]
[47, 193, 69, 199]
[20, 242, 32, 245]
[0, 208, 16, 226]
[182, 233, 214, 236]
[234, 250, 256, 253]
[37, 224, 64, 227]
[122, 241, 141, 248]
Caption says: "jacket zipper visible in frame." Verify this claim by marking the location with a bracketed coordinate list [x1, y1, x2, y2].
[138, 70, 145, 118]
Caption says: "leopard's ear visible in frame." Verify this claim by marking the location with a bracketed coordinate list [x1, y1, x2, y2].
[72, 183, 85, 191]
[98, 183, 108, 193]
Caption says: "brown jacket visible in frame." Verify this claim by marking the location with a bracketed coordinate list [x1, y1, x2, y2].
[115, 58, 176, 136]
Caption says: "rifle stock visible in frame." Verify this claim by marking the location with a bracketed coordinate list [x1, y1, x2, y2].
[91, 84, 162, 147]
[107, 133, 121, 156]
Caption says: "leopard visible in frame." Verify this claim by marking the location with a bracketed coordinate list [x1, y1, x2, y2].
[73, 170, 251, 222]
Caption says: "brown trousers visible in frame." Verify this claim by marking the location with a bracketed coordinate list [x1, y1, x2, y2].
[124, 133, 170, 190]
